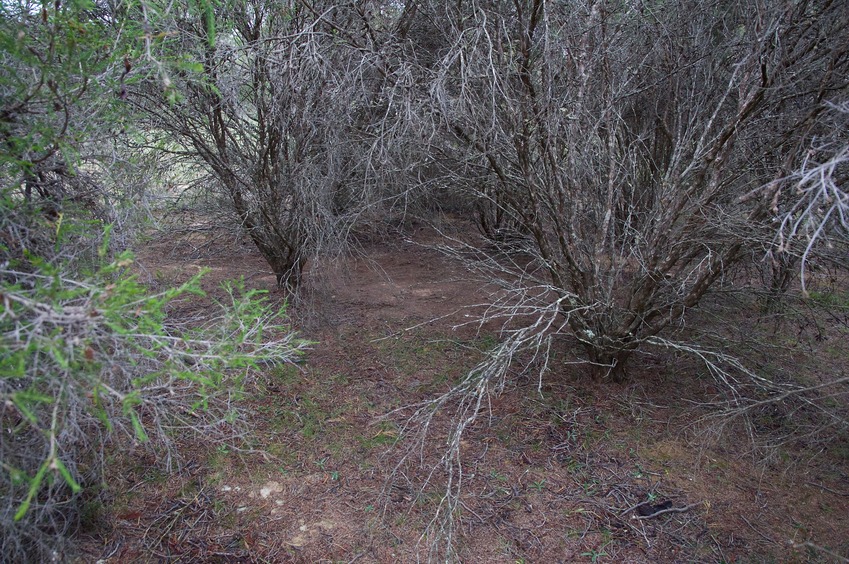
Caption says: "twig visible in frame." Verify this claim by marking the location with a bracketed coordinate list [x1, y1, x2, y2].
[347, 551, 368, 564]
[740, 515, 779, 545]
[805, 482, 849, 497]
[790, 540, 849, 563]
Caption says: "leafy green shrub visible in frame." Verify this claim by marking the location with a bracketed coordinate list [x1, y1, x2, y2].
[0, 0, 315, 559]
[0, 228, 309, 560]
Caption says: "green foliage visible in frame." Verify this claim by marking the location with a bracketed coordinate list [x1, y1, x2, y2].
[0, 223, 309, 559]
[0, 0, 115, 172]
[357, 422, 400, 449]
[1, 236, 309, 514]
[0, 0, 303, 559]
[807, 290, 849, 312]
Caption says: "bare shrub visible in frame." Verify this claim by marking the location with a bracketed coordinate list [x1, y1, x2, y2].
[421, 0, 849, 378]
[770, 101, 849, 294]
[132, 1, 425, 290]
[383, 1, 849, 558]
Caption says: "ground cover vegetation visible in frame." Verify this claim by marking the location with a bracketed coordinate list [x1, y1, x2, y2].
[1, 0, 848, 561]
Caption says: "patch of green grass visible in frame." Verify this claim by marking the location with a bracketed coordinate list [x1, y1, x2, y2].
[378, 331, 491, 379]
[414, 490, 444, 509]
[254, 402, 297, 434]
[270, 363, 302, 386]
[295, 397, 327, 439]
[264, 442, 295, 461]
[473, 333, 499, 351]
[821, 341, 849, 363]
[357, 421, 400, 449]
[213, 498, 238, 528]
[202, 443, 251, 486]
[330, 372, 350, 386]
[178, 479, 200, 498]
[323, 436, 353, 459]
[808, 290, 849, 311]
[79, 494, 106, 532]
[142, 465, 169, 485]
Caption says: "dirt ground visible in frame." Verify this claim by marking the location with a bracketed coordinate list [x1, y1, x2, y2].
[79, 219, 849, 563]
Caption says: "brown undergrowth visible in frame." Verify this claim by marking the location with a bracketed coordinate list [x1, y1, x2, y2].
[77, 220, 849, 563]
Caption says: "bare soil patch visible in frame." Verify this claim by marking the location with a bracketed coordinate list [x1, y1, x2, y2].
[79, 222, 849, 563]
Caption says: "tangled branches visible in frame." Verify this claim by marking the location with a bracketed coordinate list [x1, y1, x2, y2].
[0, 245, 309, 561]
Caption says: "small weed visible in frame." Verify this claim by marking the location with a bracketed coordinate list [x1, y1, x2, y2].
[489, 469, 508, 482]
[581, 546, 609, 563]
[582, 479, 599, 495]
[581, 536, 612, 563]
[564, 458, 585, 475]
[530, 479, 546, 492]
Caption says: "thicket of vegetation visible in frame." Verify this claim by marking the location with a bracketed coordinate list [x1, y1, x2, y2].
[0, 0, 311, 560]
[2, 0, 847, 560]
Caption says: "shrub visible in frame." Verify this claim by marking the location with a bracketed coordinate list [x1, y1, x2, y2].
[0, 224, 309, 561]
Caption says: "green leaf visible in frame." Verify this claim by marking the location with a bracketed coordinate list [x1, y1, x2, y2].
[129, 410, 149, 442]
[52, 345, 69, 369]
[197, 0, 216, 47]
[12, 390, 53, 425]
[90, 386, 113, 431]
[11, 400, 38, 426]
[53, 458, 82, 493]
[98, 224, 113, 258]
[15, 460, 50, 521]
